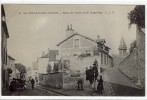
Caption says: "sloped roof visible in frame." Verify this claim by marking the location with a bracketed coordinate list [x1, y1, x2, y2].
[57, 33, 105, 46]
[41, 53, 49, 58]
[15, 63, 26, 73]
[8, 55, 15, 60]
[41, 50, 59, 61]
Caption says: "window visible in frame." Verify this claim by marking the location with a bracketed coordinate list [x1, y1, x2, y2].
[74, 39, 79, 48]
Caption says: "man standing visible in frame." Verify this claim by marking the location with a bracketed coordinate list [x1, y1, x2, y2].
[89, 66, 94, 87]
[85, 67, 89, 81]
[93, 63, 98, 80]
[94, 59, 98, 67]
[93, 62, 99, 91]
[77, 78, 84, 90]
[31, 78, 35, 90]
[94, 59, 100, 74]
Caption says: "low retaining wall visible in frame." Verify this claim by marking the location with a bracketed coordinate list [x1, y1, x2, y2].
[39, 72, 86, 89]
[40, 72, 63, 89]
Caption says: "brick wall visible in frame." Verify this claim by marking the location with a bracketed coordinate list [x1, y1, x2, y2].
[119, 28, 145, 87]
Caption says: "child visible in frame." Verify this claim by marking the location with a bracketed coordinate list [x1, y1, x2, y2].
[97, 75, 104, 94]
[77, 78, 84, 90]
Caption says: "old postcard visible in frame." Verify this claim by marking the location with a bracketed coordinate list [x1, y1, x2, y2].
[1, 3, 145, 99]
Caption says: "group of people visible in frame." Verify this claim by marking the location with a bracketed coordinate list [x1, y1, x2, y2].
[85, 59, 104, 94]
[9, 78, 35, 92]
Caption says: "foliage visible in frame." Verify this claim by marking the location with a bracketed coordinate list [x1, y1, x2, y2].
[7, 68, 12, 75]
[46, 64, 52, 73]
[15, 63, 27, 79]
[53, 62, 59, 72]
[129, 40, 137, 53]
[128, 5, 145, 28]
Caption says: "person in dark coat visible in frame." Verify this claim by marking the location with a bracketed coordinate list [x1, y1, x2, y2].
[97, 75, 104, 94]
[9, 78, 17, 92]
[85, 67, 89, 81]
[31, 78, 35, 90]
[77, 78, 84, 90]
[88, 66, 94, 84]
[94, 59, 98, 66]
[93, 63, 98, 81]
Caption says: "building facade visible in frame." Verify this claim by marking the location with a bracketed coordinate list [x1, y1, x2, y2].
[1, 5, 10, 89]
[57, 25, 112, 74]
[7, 55, 16, 84]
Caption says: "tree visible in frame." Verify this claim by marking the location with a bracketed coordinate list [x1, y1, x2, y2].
[15, 63, 27, 79]
[46, 64, 52, 73]
[53, 62, 59, 72]
[7, 68, 12, 77]
[128, 5, 145, 28]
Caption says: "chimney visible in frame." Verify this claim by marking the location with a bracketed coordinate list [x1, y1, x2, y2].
[66, 24, 74, 37]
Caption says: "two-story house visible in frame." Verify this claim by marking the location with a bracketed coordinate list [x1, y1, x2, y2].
[57, 25, 112, 74]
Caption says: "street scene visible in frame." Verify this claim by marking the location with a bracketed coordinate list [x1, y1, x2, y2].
[1, 4, 145, 96]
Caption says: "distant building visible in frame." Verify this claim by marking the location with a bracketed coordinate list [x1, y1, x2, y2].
[57, 25, 112, 73]
[112, 37, 128, 68]
[32, 61, 39, 83]
[37, 50, 59, 83]
[26, 67, 32, 79]
[38, 50, 59, 74]
[1, 5, 10, 89]
[118, 37, 128, 61]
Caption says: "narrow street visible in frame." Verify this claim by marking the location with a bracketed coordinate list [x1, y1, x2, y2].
[2, 67, 145, 96]
[2, 82, 63, 96]
[102, 68, 145, 96]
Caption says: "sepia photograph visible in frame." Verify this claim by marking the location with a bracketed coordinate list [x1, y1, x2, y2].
[1, 4, 145, 97]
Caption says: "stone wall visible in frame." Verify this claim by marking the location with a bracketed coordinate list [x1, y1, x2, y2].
[40, 72, 63, 89]
[119, 28, 145, 87]
[136, 28, 145, 86]
[119, 48, 138, 81]
[39, 72, 81, 89]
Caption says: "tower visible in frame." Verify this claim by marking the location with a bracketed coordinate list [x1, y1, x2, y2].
[118, 37, 127, 57]
[66, 24, 74, 37]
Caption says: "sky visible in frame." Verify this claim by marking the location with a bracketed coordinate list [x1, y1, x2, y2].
[4, 4, 136, 67]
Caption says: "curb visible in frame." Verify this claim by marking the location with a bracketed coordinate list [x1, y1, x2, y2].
[117, 68, 133, 81]
[117, 68, 142, 89]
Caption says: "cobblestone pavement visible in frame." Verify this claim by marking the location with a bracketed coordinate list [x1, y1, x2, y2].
[2, 82, 62, 96]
